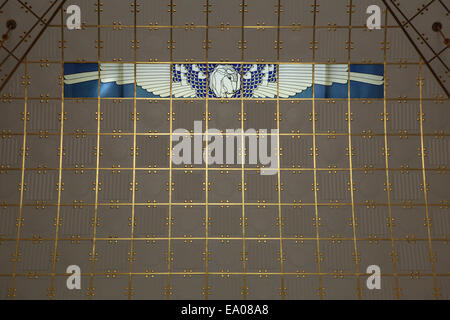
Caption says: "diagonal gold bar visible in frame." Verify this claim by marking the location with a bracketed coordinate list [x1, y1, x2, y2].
[382, 0, 449, 98]
[0, 0, 68, 93]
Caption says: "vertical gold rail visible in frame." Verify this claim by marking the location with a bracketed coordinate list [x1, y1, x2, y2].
[8, 56, 28, 301]
[418, 60, 440, 299]
[127, 0, 138, 300]
[166, 0, 175, 300]
[204, 0, 210, 300]
[382, 7, 400, 299]
[88, 0, 102, 299]
[275, 0, 285, 299]
[345, 0, 361, 298]
[239, 0, 247, 300]
[48, 5, 66, 299]
[311, 0, 323, 299]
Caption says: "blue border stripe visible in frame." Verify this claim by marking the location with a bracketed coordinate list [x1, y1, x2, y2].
[63, 63, 384, 99]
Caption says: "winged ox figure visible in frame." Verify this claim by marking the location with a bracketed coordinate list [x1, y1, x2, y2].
[64, 63, 384, 98]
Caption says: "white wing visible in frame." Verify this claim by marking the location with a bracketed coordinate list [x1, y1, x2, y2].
[170, 64, 198, 98]
[64, 63, 197, 98]
[252, 64, 384, 98]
